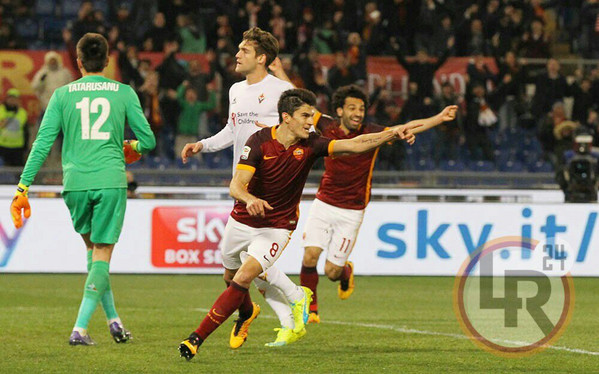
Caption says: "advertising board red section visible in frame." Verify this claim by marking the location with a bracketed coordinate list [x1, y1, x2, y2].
[151, 206, 230, 268]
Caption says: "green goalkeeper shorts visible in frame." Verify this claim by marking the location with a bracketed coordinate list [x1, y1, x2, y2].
[62, 188, 127, 244]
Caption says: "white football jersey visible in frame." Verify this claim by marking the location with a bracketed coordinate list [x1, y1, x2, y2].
[200, 74, 294, 172]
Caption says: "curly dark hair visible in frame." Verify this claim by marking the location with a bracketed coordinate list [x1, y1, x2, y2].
[278, 88, 317, 122]
[331, 84, 368, 114]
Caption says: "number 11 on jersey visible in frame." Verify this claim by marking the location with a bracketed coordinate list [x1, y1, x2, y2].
[75, 97, 111, 140]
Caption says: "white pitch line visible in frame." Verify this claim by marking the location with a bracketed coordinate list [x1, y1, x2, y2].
[194, 308, 599, 356]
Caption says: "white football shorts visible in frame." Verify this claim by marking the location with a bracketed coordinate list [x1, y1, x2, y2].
[220, 217, 293, 272]
[302, 198, 365, 267]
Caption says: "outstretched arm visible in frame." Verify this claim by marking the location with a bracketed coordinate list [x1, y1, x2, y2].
[391, 105, 458, 135]
[331, 123, 422, 155]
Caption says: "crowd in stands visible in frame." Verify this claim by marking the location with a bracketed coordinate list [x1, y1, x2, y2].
[2, 0, 599, 175]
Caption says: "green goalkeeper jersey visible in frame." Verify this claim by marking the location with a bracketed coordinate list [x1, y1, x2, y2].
[20, 75, 156, 191]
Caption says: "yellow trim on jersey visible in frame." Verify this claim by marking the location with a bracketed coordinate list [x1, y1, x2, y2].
[364, 148, 380, 206]
[236, 164, 256, 173]
[313, 110, 322, 128]
[328, 140, 337, 156]
[271, 125, 277, 139]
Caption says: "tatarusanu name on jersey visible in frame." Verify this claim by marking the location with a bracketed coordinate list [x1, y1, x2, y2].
[68, 82, 120, 93]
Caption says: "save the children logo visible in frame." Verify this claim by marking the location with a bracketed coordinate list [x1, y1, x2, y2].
[453, 236, 575, 357]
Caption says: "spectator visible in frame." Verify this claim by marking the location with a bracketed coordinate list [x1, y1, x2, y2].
[186, 55, 216, 101]
[31, 51, 73, 114]
[465, 19, 491, 56]
[571, 76, 595, 125]
[531, 59, 573, 117]
[394, 41, 451, 101]
[0, 89, 28, 166]
[143, 12, 169, 52]
[327, 52, 357, 91]
[431, 14, 456, 57]
[71, 1, 106, 41]
[493, 51, 526, 133]
[466, 54, 496, 88]
[269, 4, 288, 52]
[464, 82, 496, 161]
[362, 3, 387, 55]
[156, 39, 187, 159]
[137, 71, 162, 149]
[581, 0, 599, 58]
[346, 32, 367, 82]
[174, 81, 216, 156]
[177, 14, 206, 53]
[538, 102, 578, 167]
[117, 43, 144, 90]
[434, 82, 463, 162]
[519, 18, 551, 58]
[312, 19, 338, 54]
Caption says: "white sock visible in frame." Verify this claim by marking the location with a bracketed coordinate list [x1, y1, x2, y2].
[107, 317, 123, 326]
[254, 277, 294, 330]
[73, 327, 87, 335]
[264, 266, 304, 303]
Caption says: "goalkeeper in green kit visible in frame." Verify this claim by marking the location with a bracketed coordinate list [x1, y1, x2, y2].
[10, 33, 156, 346]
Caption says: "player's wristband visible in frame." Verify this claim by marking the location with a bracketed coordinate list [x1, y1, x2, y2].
[130, 140, 140, 153]
[16, 183, 29, 196]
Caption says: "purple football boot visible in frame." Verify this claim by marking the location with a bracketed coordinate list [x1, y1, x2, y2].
[109, 322, 132, 343]
[69, 331, 96, 346]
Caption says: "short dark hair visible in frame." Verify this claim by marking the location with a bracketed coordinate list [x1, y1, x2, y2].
[76, 33, 108, 72]
[278, 88, 316, 122]
[242, 27, 278, 67]
[331, 84, 368, 113]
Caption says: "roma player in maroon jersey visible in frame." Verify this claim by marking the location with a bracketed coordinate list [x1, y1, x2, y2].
[300, 85, 457, 323]
[178, 88, 420, 360]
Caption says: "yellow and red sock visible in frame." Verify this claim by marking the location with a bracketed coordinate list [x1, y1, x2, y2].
[195, 282, 248, 340]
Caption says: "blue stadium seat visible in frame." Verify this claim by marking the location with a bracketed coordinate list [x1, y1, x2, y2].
[15, 18, 40, 41]
[62, 0, 83, 18]
[498, 160, 525, 172]
[414, 158, 435, 171]
[469, 160, 495, 172]
[0, 157, 4, 167]
[146, 156, 172, 170]
[42, 17, 67, 43]
[528, 160, 553, 173]
[93, 0, 109, 15]
[36, 0, 57, 16]
[438, 159, 466, 172]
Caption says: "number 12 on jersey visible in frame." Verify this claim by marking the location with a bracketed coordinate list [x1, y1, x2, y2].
[75, 97, 111, 140]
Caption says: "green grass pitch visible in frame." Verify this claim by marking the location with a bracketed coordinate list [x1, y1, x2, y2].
[1, 274, 598, 373]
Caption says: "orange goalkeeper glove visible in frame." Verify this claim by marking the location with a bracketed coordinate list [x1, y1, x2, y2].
[10, 183, 30, 229]
[123, 140, 142, 164]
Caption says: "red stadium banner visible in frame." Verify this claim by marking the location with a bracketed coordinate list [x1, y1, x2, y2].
[0, 50, 496, 120]
[151, 206, 230, 268]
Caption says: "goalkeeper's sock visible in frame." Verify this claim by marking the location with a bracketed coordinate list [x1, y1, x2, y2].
[74, 261, 110, 330]
[300, 265, 319, 312]
[86, 249, 120, 322]
[264, 266, 304, 302]
[254, 277, 294, 329]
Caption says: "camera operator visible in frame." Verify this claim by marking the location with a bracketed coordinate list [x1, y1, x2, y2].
[557, 133, 599, 203]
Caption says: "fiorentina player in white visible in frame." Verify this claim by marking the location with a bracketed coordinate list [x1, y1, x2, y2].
[181, 27, 309, 347]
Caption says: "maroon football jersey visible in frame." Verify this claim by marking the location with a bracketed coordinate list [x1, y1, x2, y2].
[232, 126, 334, 230]
[314, 113, 387, 210]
